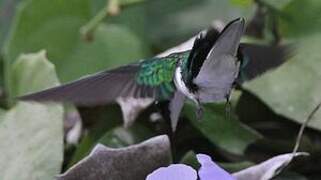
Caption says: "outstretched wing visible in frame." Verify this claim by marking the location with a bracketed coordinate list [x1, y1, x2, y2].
[194, 18, 245, 103]
[19, 55, 182, 106]
[237, 43, 292, 83]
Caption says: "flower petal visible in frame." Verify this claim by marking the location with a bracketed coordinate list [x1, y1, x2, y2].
[197, 154, 235, 180]
[146, 164, 197, 180]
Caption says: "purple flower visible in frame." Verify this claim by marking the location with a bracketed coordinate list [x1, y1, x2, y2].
[197, 154, 235, 180]
[146, 154, 235, 180]
[146, 164, 197, 180]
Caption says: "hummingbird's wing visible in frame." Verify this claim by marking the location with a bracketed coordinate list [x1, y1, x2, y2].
[184, 27, 220, 88]
[19, 54, 183, 106]
[237, 43, 292, 83]
[193, 18, 245, 103]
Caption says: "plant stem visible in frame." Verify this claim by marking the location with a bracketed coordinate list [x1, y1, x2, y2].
[80, 5, 109, 41]
[80, 0, 120, 41]
[80, 0, 121, 41]
[293, 101, 321, 154]
[80, 0, 146, 41]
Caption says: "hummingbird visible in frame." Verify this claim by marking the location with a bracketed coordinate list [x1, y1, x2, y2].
[19, 18, 289, 130]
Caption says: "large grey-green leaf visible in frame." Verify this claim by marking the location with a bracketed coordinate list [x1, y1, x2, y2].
[0, 102, 63, 180]
[243, 33, 321, 130]
[179, 151, 200, 169]
[279, 0, 321, 38]
[0, 51, 64, 180]
[5, 0, 150, 83]
[58, 135, 172, 180]
[11, 50, 59, 97]
[233, 152, 308, 180]
[184, 104, 261, 155]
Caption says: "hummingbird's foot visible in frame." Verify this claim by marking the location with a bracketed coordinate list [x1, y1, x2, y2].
[225, 95, 231, 120]
[192, 98, 203, 120]
[195, 98, 203, 120]
[196, 106, 203, 120]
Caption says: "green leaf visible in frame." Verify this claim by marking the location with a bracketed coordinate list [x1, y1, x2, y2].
[260, 0, 293, 9]
[243, 33, 321, 130]
[11, 50, 59, 97]
[231, 0, 253, 7]
[0, 103, 63, 180]
[119, 0, 146, 6]
[4, 0, 90, 63]
[0, 51, 63, 180]
[183, 104, 261, 155]
[280, 0, 321, 38]
[5, 0, 150, 83]
[179, 151, 200, 169]
[60, 24, 150, 82]
[68, 105, 122, 167]
[98, 123, 154, 148]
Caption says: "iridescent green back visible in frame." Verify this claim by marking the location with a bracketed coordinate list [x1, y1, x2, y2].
[136, 51, 190, 100]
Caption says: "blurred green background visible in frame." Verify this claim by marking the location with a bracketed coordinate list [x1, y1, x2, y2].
[0, 0, 321, 179]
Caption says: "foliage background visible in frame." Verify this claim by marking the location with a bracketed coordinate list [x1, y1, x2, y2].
[0, 0, 321, 179]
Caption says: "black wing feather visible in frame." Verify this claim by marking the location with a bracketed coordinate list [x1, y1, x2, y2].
[187, 28, 220, 82]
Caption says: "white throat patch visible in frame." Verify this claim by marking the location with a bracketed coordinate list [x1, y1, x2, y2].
[174, 66, 197, 103]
